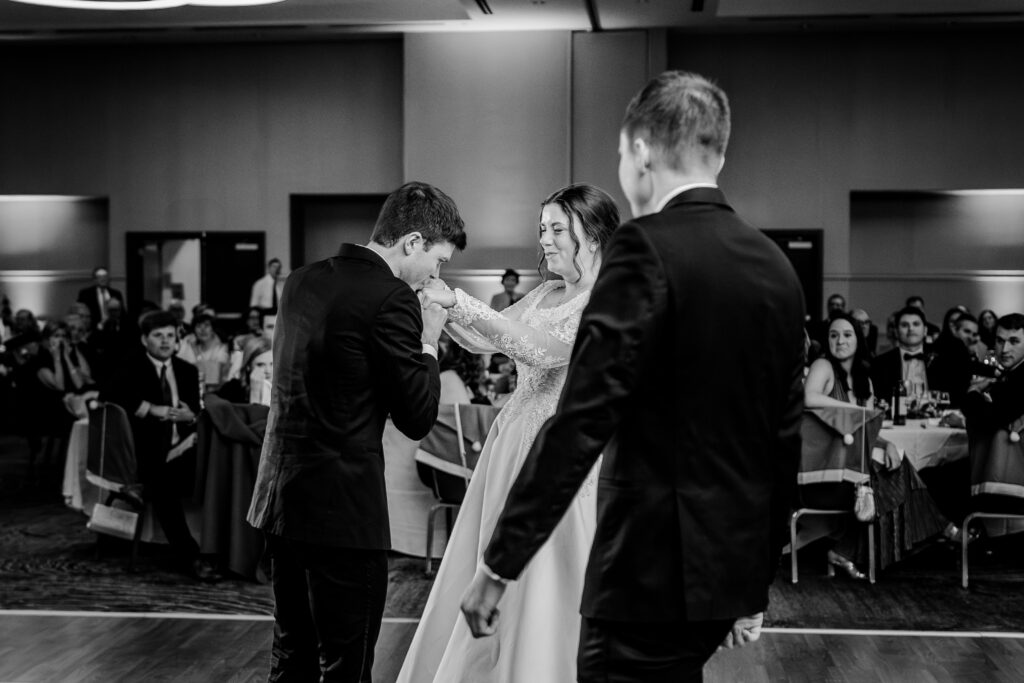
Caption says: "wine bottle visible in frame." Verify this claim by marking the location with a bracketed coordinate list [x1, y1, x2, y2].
[893, 380, 907, 426]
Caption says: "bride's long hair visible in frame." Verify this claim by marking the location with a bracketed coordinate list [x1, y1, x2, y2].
[536, 184, 621, 283]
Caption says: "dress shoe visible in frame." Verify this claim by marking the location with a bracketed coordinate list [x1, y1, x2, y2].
[189, 558, 223, 583]
[943, 523, 980, 545]
[827, 550, 867, 580]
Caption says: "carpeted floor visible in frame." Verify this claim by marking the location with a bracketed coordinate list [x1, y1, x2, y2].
[3, 434, 1024, 630]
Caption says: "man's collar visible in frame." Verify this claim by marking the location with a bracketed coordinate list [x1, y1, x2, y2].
[654, 182, 719, 214]
[146, 353, 171, 370]
[898, 344, 924, 356]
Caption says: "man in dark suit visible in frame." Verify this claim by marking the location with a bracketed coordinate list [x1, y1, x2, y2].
[962, 313, 1024, 515]
[100, 310, 213, 580]
[870, 305, 971, 409]
[77, 266, 124, 331]
[247, 181, 466, 683]
[461, 71, 806, 682]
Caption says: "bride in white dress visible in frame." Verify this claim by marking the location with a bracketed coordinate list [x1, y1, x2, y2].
[396, 184, 621, 683]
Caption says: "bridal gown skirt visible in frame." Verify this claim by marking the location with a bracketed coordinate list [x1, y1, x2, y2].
[396, 409, 597, 683]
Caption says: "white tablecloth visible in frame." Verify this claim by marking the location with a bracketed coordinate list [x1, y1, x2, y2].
[383, 420, 449, 558]
[880, 420, 968, 471]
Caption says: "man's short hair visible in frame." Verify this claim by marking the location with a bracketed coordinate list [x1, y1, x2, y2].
[895, 306, 927, 327]
[370, 181, 467, 251]
[501, 269, 520, 282]
[621, 70, 731, 170]
[997, 313, 1024, 333]
[906, 296, 925, 310]
[139, 310, 179, 336]
[268, 258, 281, 268]
[92, 266, 108, 277]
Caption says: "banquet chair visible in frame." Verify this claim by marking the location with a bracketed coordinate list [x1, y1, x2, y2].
[415, 403, 500, 576]
[789, 405, 883, 584]
[961, 415, 1024, 588]
[85, 401, 146, 570]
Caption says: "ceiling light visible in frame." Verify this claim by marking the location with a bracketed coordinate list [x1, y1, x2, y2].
[9, 0, 285, 9]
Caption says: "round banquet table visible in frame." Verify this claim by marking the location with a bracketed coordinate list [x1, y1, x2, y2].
[879, 419, 968, 471]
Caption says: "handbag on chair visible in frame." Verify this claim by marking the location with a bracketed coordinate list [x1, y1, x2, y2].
[853, 404, 876, 522]
[87, 502, 140, 541]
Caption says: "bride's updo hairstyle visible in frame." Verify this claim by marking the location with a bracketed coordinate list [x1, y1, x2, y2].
[536, 183, 621, 282]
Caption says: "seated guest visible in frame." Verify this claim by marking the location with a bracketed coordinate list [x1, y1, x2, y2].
[905, 295, 942, 344]
[11, 308, 39, 336]
[489, 269, 523, 312]
[978, 309, 999, 349]
[953, 312, 997, 378]
[801, 313, 948, 577]
[962, 313, 1024, 517]
[809, 292, 847, 347]
[850, 308, 878, 357]
[177, 312, 230, 392]
[77, 266, 124, 331]
[101, 310, 218, 581]
[215, 337, 273, 405]
[227, 307, 264, 381]
[437, 333, 486, 405]
[870, 306, 971, 409]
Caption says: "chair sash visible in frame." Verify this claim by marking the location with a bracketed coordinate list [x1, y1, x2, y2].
[798, 406, 884, 485]
[85, 402, 138, 492]
[970, 414, 1024, 500]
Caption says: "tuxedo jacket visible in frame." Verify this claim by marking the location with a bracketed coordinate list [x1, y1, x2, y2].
[247, 244, 441, 549]
[962, 361, 1024, 433]
[77, 285, 124, 327]
[484, 187, 806, 622]
[870, 340, 970, 408]
[100, 353, 200, 486]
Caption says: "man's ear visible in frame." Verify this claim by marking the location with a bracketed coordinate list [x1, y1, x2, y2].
[632, 137, 650, 172]
[403, 232, 422, 255]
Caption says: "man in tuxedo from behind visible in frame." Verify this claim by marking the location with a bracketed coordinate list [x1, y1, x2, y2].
[247, 181, 466, 683]
[77, 266, 124, 331]
[101, 310, 214, 580]
[461, 71, 806, 682]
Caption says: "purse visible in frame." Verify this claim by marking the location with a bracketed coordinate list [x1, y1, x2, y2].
[853, 404, 876, 522]
[86, 502, 139, 541]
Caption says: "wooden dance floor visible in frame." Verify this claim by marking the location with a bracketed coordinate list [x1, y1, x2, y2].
[1, 611, 1023, 682]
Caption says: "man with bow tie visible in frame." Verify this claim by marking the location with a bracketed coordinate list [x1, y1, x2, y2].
[870, 305, 971, 410]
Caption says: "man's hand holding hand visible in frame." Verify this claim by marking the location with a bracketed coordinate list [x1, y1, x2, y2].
[719, 612, 764, 651]
[460, 568, 507, 638]
[421, 303, 448, 349]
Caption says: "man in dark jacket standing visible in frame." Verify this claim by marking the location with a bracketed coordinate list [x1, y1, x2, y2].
[248, 182, 466, 682]
[461, 72, 806, 682]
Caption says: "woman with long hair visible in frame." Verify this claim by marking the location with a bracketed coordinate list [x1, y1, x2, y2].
[397, 184, 620, 683]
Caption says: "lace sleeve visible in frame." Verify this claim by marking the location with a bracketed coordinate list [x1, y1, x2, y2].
[447, 287, 582, 369]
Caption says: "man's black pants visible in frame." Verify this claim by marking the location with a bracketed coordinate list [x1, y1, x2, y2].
[266, 534, 388, 683]
[577, 615, 734, 683]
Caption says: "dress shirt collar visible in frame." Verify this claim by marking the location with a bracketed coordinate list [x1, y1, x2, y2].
[654, 182, 719, 214]
[146, 353, 172, 375]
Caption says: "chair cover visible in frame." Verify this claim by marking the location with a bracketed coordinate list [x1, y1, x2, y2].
[798, 406, 884, 486]
[85, 402, 138, 492]
[970, 413, 1024, 500]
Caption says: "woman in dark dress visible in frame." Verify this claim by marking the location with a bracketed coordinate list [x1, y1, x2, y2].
[802, 314, 949, 577]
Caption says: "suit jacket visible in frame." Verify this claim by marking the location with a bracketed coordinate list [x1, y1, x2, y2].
[870, 340, 971, 408]
[483, 187, 806, 622]
[247, 244, 441, 549]
[962, 361, 1024, 433]
[77, 285, 124, 328]
[100, 353, 201, 487]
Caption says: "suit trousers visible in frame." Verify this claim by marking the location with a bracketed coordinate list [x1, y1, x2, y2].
[266, 534, 388, 683]
[147, 448, 200, 561]
[577, 615, 734, 683]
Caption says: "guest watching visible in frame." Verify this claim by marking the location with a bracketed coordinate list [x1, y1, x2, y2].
[215, 337, 273, 405]
[101, 310, 218, 582]
[250, 258, 284, 315]
[954, 313, 989, 363]
[177, 312, 231, 393]
[905, 295, 941, 343]
[801, 313, 948, 577]
[489, 269, 523, 312]
[227, 307, 264, 381]
[870, 306, 971, 409]
[962, 313, 1024, 517]
[77, 266, 124, 330]
[850, 308, 878, 357]
[978, 309, 999, 350]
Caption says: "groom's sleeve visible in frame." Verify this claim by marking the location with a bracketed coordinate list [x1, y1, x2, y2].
[483, 223, 667, 580]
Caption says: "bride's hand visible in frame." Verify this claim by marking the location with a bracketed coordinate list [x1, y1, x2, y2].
[420, 286, 456, 309]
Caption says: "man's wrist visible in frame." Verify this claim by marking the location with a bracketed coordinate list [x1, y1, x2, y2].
[421, 343, 438, 359]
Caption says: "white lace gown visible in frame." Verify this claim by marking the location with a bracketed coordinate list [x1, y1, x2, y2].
[396, 280, 598, 683]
